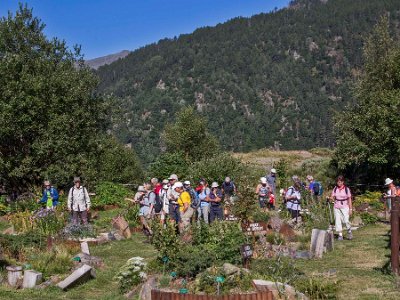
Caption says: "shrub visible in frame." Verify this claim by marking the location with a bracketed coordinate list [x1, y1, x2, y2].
[91, 181, 132, 208]
[0, 232, 46, 260]
[294, 276, 339, 299]
[149, 151, 190, 180]
[250, 257, 301, 285]
[360, 212, 379, 225]
[27, 245, 73, 277]
[172, 244, 215, 278]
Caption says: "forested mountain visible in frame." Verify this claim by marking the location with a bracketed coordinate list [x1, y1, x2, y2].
[96, 0, 400, 163]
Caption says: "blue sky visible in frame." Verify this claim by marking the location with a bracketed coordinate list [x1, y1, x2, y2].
[1, 1, 290, 59]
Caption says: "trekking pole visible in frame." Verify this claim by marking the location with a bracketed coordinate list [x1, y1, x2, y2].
[326, 197, 334, 228]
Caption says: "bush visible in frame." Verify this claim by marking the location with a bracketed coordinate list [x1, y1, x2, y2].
[149, 151, 190, 180]
[91, 181, 132, 208]
[27, 245, 73, 277]
[294, 276, 339, 299]
[0, 232, 46, 260]
[360, 212, 379, 225]
[195, 266, 253, 295]
[172, 244, 215, 278]
[250, 257, 301, 285]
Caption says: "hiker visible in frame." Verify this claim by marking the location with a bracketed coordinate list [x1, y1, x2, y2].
[151, 178, 162, 195]
[67, 177, 91, 225]
[285, 181, 301, 222]
[256, 177, 270, 210]
[159, 184, 169, 224]
[207, 182, 223, 223]
[167, 174, 180, 224]
[330, 175, 353, 241]
[197, 179, 211, 224]
[383, 178, 396, 212]
[306, 175, 323, 202]
[183, 180, 200, 221]
[266, 168, 277, 195]
[139, 183, 155, 235]
[39, 180, 59, 209]
[221, 177, 237, 217]
[174, 182, 194, 231]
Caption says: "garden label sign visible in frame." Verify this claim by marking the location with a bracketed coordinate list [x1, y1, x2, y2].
[244, 221, 268, 235]
[241, 244, 252, 268]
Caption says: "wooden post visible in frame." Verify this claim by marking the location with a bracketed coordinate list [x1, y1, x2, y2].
[391, 197, 400, 275]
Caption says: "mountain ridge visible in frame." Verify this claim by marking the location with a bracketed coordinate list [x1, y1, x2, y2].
[96, 0, 400, 163]
[86, 50, 130, 69]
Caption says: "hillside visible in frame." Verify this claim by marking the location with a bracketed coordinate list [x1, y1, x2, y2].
[96, 0, 400, 163]
[86, 50, 130, 69]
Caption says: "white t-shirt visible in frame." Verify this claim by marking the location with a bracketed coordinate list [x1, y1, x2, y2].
[285, 187, 301, 211]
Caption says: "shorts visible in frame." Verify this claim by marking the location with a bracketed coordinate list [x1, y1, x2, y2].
[139, 206, 150, 217]
[259, 197, 266, 208]
[169, 203, 180, 223]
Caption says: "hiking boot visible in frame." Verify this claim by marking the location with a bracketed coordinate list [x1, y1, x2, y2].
[338, 235, 343, 241]
[347, 231, 353, 240]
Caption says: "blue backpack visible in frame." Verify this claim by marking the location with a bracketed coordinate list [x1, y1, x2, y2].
[312, 182, 323, 196]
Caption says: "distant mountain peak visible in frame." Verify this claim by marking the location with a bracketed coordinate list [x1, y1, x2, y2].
[85, 50, 130, 70]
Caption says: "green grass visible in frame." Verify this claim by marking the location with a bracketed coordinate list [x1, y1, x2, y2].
[0, 234, 156, 300]
[295, 223, 400, 299]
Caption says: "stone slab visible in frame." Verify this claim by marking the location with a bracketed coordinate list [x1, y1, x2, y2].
[23, 270, 42, 288]
[57, 264, 96, 291]
[81, 241, 90, 255]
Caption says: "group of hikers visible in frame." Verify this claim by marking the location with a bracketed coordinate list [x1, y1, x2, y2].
[38, 169, 392, 242]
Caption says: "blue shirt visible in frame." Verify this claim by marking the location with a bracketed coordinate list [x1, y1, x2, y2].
[199, 188, 210, 207]
[40, 187, 59, 206]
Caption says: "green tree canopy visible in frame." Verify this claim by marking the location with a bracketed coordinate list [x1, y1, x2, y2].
[334, 16, 400, 182]
[163, 106, 219, 161]
[0, 5, 142, 190]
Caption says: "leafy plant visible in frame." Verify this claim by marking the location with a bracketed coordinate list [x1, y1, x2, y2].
[0, 232, 46, 260]
[91, 181, 132, 208]
[360, 212, 379, 225]
[251, 257, 301, 285]
[115, 257, 147, 294]
[294, 276, 339, 299]
[27, 245, 73, 277]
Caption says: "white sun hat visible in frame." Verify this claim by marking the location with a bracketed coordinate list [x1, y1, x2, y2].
[385, 178, 393, 185]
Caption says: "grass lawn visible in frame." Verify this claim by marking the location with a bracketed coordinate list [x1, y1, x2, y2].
[295, 222, 400, 299]
[0, 233, 156, 300]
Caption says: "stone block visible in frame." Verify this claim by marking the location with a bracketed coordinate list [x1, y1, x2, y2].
[6, 265, 23, 287]
[23, 270, 42, 288]
[57, 264, 96, 291]
[80, 241, 90, 255]
[252, 279, 309, 300]
[310, 229, 327, 258]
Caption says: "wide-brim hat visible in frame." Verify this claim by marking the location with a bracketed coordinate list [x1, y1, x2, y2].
[211, 182, 219, 188]
[270, 168, 277, 174]
[169, 174, 178, 180]
[385, 178, 393, 185]
[137, 185, 146, 192]
[73, 177, 81, 183]
[173, 182, 183, 189]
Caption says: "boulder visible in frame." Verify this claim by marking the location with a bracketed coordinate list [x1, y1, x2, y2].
[268, 216, 283, 231]
[57, 264, 96, 291]
[222, 263, 241, 275]
[279, 224, 296, 241]
[2, 226, 15, 235]
[252, 279, 308, 300]
[138, 276, 157, 300]
[36, 275, 60, 289]
[351, 216, 363, 227]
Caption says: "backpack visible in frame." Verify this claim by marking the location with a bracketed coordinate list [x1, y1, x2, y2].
[312, 181, 323, 196]
[150, 191, 163, 213]
[222, 182, 235, 195]
[333, 186, 350, 203]
[189, 189, 200, 209]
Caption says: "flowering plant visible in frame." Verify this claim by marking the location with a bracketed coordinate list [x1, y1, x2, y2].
[115, 256, 147, 293]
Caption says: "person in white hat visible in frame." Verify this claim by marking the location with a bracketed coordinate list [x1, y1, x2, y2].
[383, 178, 396, 212]
[330, 175, 352, 241]
[255, 177, 271, 211]
[266, 169, 277, 195]
[207, 182, 223, 222]
[67, 177, 91, 225]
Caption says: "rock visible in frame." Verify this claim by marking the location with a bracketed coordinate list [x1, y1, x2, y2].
[6, 265, 23, 287]
[268, 216, 283, 232]
[22, 270, 42, 288]
[80, 241, 90, 255]
[114, 233, 124, 241]
[310, 229, 327, 258]
[279, 224, 296, 241]
[57, 264, 96, 291]
[355, 203, 369, 212]
[222, 263, 241, 275]
[351, 216, 363, 227]
[138, 276, 157, 300]
[252, 279, 309, 300]
[36, 275, 60, 289]
[112, 215, 132, 239]
[377, 211, 386, 219]
[75, 253, 104, 269]
[325, 231, 334, 252]
[2, 226, 15, 235]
